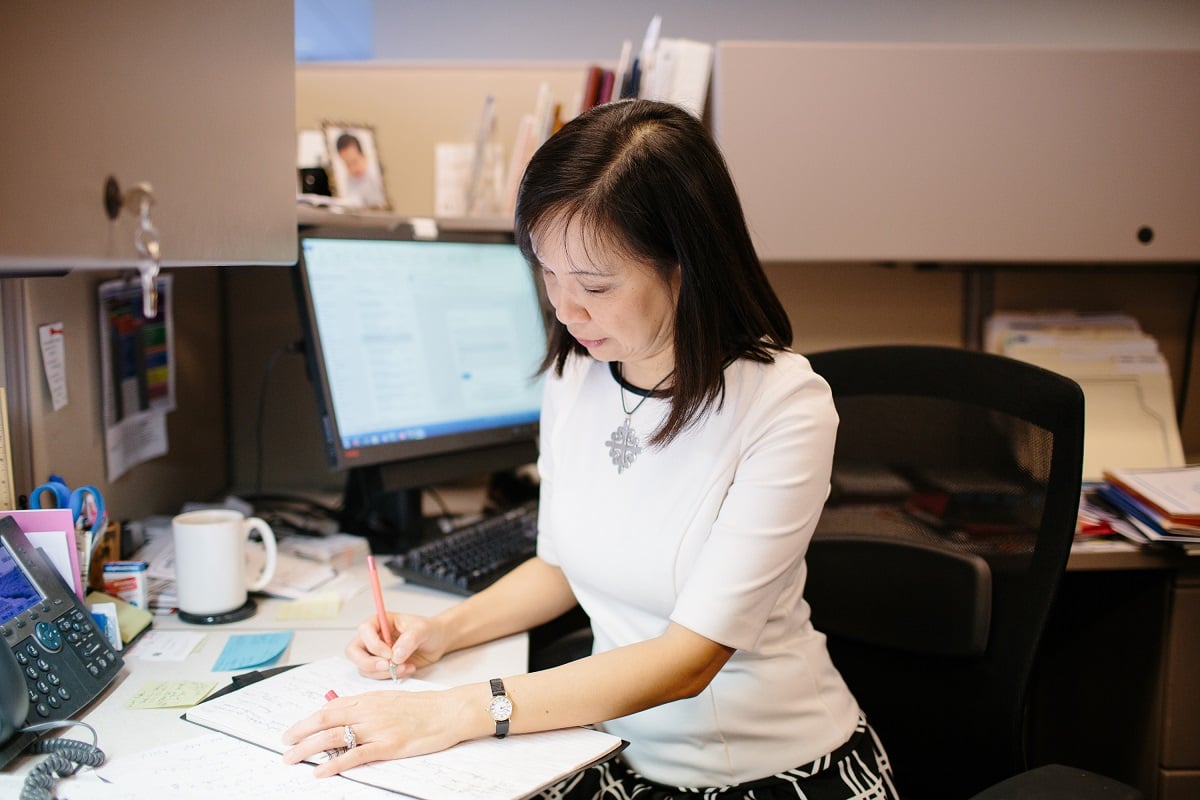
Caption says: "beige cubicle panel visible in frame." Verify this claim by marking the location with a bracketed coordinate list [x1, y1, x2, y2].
[296, 62, 589, 218]
[711, 42, 1200, 264]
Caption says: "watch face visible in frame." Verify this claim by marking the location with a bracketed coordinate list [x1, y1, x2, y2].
[489, 695, 513, 721]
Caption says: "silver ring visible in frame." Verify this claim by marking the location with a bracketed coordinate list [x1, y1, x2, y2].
[343, 724, 357, 750]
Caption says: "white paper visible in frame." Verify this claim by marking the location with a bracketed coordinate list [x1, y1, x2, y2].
[103, 411, 169, 482]
[56, 732, 396, 800]
[38, 321, 69, 410]
[184, 657, 623, 800]
[97, 276, 175, 481]
[128, 630, 208, 661]
[434, 142, 476, 217]
[297, 129, 329, 168]
[25, 528, 81, 596]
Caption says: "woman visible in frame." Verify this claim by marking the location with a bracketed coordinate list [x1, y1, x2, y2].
[282, 99, 897, 799]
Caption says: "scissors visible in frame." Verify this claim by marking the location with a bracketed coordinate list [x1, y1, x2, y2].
[30, 474, 108, 536]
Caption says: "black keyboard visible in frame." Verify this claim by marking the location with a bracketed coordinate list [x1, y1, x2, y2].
[385, 501, 538, 595]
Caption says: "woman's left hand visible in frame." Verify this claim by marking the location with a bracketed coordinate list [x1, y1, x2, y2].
[280, 687, 472, 777]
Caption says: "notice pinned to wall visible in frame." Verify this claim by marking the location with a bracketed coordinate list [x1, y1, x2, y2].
[97, 276, 176, 482]
[37, 321, 68, 411]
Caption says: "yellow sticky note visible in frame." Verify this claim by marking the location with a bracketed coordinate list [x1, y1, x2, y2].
[126, 680, 217, 709]
[275, 591, 342, 621]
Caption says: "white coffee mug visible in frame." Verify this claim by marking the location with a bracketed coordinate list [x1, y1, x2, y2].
[172, 509, 277, 620]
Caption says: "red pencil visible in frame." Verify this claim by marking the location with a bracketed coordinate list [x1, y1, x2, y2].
[367, 555, 399, 683]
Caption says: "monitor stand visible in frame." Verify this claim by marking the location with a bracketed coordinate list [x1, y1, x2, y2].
[339, 467, 431, 555]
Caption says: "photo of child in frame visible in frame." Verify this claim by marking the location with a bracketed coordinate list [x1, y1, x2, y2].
[322, 122, 390, 210]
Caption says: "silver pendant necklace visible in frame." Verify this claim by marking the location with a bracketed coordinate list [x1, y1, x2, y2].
[605, 365, 672, 474]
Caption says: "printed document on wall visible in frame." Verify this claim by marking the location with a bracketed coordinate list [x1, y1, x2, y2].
[97, 276, 176, 482]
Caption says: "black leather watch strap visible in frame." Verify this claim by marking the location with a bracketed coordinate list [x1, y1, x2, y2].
[489, 677, 512, 738]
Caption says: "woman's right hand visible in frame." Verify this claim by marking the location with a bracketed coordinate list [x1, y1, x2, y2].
[347, 612, 448, 681]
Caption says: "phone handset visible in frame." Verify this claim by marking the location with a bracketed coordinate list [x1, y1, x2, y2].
[0, 640, 27, 745]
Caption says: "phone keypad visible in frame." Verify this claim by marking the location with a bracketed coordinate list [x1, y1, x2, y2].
[17, 608, 117, 720]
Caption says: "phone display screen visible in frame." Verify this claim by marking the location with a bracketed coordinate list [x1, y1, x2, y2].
[0, 539, 42, 624]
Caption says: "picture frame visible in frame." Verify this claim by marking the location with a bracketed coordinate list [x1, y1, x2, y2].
[321, 121, 390, 210]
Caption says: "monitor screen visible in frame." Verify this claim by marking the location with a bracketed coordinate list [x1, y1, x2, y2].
[293, 225, 547, 548]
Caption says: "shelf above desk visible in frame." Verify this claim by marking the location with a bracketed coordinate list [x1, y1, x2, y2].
[712, 42, 1200, 263]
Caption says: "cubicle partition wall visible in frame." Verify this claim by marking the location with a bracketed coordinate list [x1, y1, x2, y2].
[294, 62, 587, 218]
[711, 42, 1200, 264]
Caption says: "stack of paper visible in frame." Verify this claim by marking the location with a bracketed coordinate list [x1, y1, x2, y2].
[1097, 466, 1200, 544]
[985, 311, 1185, 481]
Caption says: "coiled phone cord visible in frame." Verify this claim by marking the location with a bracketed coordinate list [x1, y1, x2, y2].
[18, 720, 105, 800]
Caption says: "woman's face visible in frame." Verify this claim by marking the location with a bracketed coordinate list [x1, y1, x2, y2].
[533, 219, 680, 386]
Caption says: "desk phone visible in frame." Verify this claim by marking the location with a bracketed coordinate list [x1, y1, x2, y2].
[0, 515, 123, 768]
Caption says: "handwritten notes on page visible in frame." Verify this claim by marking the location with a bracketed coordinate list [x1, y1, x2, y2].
[183, 656, 624, 800]
[56, 732, 395, 800]
[125, 680, 217, 710]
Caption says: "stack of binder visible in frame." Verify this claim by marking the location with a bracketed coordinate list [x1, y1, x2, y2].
[985, 311, 1185, 481]
[1093, 466, 1200, 545]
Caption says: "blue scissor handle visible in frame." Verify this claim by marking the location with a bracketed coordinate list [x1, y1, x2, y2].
[68, 486, 106, 529]
[30, 476, 107, 532]
[30, 476, 73, 510]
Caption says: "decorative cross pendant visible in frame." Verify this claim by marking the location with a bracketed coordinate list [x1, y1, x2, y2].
[605, 417, 642, 474]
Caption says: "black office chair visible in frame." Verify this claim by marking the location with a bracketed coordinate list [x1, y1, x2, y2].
[804, 345, 1141, 800]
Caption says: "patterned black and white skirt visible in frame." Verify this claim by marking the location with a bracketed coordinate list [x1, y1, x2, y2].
[538, 714, 899, 800]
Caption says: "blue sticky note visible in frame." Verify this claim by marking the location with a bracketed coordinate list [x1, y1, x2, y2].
[211, 632, 293, 672]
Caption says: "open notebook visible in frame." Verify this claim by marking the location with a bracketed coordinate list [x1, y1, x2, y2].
[180, 657, 623, 800]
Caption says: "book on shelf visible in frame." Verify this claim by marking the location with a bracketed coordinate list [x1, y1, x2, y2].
[613, 15, 713, 118]
[639, 37, 714, 119]
[183, 656, 624, 800]
[579, 65, 608, 112]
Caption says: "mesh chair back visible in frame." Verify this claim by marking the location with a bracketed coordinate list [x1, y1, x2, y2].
[805, 345, 1085, 800]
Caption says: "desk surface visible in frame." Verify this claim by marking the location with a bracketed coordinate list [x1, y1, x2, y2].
[5, 562, 526, 774]
[7, 525, 1195, 787]
[1068, 537, 1200, 572]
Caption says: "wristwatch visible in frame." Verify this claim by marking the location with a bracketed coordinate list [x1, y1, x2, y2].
[488, 678, 513, 738]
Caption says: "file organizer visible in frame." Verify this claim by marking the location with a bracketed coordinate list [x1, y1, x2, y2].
[986, 312, 1184, 482]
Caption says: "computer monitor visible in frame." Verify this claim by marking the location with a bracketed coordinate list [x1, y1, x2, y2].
[293, 224, 547, 551]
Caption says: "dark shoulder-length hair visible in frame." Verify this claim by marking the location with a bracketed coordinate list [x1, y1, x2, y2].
[514, 99, 791, 447]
